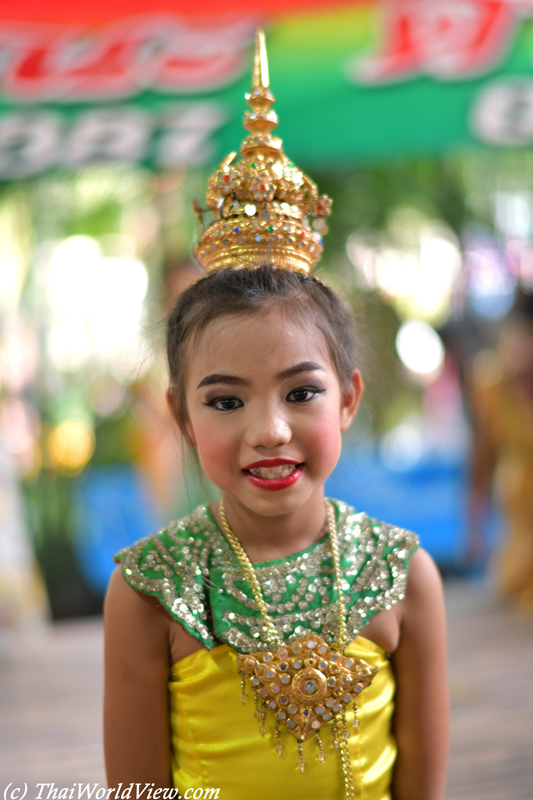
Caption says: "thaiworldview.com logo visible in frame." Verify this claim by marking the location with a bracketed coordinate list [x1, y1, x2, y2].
[3, 785, 220, 800]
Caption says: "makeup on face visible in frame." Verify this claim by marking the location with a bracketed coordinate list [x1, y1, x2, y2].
[242, 458, 303, 491]
[183, 307, 360, 520]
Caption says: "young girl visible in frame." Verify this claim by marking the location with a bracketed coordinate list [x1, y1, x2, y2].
[104, 32, 448, 800]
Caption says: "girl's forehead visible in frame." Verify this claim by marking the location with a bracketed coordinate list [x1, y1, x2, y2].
[190, 307, 332, 374]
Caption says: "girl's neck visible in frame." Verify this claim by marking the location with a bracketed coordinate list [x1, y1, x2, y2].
[210, 491, 328, 563]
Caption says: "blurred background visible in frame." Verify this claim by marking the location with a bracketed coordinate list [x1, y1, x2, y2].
[1, 1, 533, 797]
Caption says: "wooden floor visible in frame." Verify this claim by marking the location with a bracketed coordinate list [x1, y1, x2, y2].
[446, 582, 533, 800]
[0, 581, 532, 798]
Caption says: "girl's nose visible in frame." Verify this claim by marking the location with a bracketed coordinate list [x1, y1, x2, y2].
[245, 406, 292, 450]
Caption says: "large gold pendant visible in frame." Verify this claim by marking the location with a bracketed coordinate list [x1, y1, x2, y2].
[237, 632, 378, 741]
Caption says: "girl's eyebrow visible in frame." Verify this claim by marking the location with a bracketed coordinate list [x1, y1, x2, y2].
[196, 362, 324, 391]
[276, 361, 325, 380]
[196, 374, 247, 389]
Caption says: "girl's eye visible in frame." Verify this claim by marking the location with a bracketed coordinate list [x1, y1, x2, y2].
[287, 386, 325, 403]
[204, 396, 244, 411]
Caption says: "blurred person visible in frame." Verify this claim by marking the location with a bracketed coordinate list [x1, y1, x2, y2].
[468, 291, 533, 608]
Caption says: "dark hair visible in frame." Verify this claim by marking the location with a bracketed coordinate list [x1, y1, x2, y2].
[167, 266, 358, 432]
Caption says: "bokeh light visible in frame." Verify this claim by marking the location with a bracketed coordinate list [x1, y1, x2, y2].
[0, 319, 39, 393]
[464, 232, 517, 320]
[347, 218, 462, 324]
[46, 235, 149, 374]
[395, 320, 445, 381]
[0, 398, 41, 476]
[47, 419, 95, 475]
[48, 236, 102, 315]
[380, 416, 426, 471]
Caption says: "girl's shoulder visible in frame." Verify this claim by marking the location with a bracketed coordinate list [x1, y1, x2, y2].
[340, 501, 419, 562]
[114, 503, 218, 565]
[113, 504, 221, 649]
[333, 501, 419, 637]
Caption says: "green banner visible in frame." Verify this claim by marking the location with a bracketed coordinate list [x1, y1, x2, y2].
[2, 1, 533, 176]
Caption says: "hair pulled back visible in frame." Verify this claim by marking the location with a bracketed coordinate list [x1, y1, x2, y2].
[167, 265, 358, 432]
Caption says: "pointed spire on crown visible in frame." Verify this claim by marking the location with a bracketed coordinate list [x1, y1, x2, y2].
[193, 28, 332, 275]
[252, 28, 270, 92]
[242, 29, 281, 158]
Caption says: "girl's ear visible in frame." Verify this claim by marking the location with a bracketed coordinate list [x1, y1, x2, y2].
[339, 371, 364, 432]
[166, 389, 197, 446]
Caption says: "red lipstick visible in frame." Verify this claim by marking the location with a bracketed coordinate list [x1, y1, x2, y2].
[243, 459, 303, 491]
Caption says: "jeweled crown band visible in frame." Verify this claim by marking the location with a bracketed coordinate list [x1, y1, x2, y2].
[193, 29, 332, 276]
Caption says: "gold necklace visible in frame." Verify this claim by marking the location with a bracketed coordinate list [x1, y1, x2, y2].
[218, 499, 379, 799]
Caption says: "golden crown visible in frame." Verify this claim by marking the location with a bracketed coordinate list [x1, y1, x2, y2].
[193, 30, 332, 275]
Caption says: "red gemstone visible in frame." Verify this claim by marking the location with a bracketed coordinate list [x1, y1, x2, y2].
[259, 185, 265, 190]
[316, 205, 323, 211]
[224, 176, 229, 182]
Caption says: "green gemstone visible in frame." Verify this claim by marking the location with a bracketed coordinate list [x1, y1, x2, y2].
[267, 226, 274, 231]
[251, 163, 257, 168]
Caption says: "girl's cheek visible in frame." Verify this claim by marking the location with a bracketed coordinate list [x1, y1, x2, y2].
[305, 414, 343, 462]
[195, 428, 235, 482]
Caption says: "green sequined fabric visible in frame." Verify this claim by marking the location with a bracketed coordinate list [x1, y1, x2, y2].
[114, 500, 419, 654]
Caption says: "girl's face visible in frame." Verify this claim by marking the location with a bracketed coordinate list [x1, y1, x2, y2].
[180, 305, 362, 520]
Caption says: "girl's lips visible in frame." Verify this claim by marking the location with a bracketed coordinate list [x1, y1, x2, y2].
[243, 458, 300, 469]
[244, 464, 303, 491]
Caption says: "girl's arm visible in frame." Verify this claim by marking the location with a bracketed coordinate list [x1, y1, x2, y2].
[104, 567, 173, 788]
[391, 548, 449, 800]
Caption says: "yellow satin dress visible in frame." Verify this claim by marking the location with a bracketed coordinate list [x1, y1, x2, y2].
[116, 501, 418, 799]
[169, 636, 395, 800]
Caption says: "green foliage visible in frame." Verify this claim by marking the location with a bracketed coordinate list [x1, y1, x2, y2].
[22, 471, 102, 618]
[91, 414, 140, 467]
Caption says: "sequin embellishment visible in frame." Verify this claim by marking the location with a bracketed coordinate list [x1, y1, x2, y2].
[114, 501, 418, 653]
